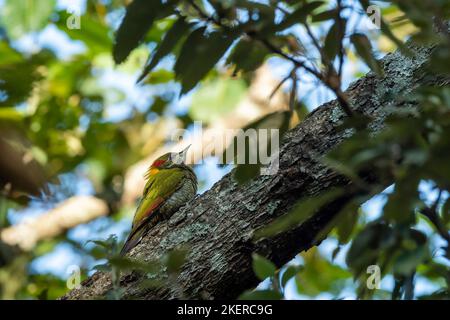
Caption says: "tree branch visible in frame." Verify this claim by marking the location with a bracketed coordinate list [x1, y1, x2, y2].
[62, 41, 445, 300]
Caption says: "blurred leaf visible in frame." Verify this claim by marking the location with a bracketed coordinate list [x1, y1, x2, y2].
[281, 265, 302, 287]
[144, 69, 175, 85]
[429, 43, 450, 75]
[138, 17, 191, 82]
[37, 288, 48, 300]
[93, 263, 110, 272]
[87, 235, 120, 255]
[442, 197, 450, 228]
[109, 257, 159, 273]
[418, 290, 450, 300]
[0, 51, 53, 106]
[277, 1, 324, 30]
[350, 33, 383, 76]
[393, 243, 429, 276]
[233, 164, 261, 185]
[252, 253, 276, 280]
[0, 108, 23, 122]
[164, 247, 188, 274]
[239, 289, 282, 300]
[113, 0, 172, 63]
[150, 96, 168, 116]
[0, 42, 23, 66]
[358, 0, 410, 55]
[346, 222, 395, 276]
[56, 11, 112, 54]
[235, 0, 275, 32]
[383, 177, 420, 224]
[295, 248, 351, 297]
[335, 202, 360, 244]
[226, 38, 270, 73]
[0, 0, 56, 39]
[323, 18, 346, 62]
[175, 28, 237, 94]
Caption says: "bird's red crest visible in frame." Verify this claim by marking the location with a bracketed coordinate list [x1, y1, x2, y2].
[151, 159, 166, 168]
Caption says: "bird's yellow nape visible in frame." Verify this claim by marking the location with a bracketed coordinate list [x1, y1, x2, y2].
[148, 167, 160, 176]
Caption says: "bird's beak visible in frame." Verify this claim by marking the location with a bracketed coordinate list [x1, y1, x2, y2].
[173, 144, 191, 164]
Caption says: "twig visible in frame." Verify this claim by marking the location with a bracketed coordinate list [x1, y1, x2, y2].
[185, 0, 355, 117]
[421, 190, 450, 244]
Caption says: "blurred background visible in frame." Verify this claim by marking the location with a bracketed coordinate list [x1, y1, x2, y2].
[0, 0, 447, 299]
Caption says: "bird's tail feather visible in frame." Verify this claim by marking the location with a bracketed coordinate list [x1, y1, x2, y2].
[119, 213, 161, 256]
[120, 227, 146, 256]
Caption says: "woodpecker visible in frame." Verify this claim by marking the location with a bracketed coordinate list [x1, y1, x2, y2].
[120, 145, 197, 255]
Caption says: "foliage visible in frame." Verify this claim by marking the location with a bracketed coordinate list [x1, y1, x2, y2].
[0, 0, 449, 300]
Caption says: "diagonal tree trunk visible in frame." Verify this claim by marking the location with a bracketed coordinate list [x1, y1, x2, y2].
[63, 42, 446, 300]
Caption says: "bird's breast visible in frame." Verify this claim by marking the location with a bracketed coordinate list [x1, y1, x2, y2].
[159, 178, 197, 217]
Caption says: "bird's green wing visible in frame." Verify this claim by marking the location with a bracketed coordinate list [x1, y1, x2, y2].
[120, 168, 185, 254]
[133, 168, 185, 226]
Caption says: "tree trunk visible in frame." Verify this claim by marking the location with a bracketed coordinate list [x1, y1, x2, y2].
[63, 42, 444, 300]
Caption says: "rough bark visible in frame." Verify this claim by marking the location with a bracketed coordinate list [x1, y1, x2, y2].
[63, 42, 443, 300]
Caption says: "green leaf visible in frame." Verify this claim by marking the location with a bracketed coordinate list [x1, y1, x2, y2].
[233, 164, 261, 185]
[442, 197, 450, 228]
[109, 257, 159, 273]
[312, 9, 338, 22]
[323, 18, 346, 62]
[56, 12, 111, 54]
[277, 1, 325, 30]
[239, 289, 283, 300]
[255, 188, 345, 239]
[335, 202, 360, 244]
[429, 43, 450, 75]
[175, 28, 236, 94]
[0, 0, 56, 39]
[87, 235, 117, 249]
[226, 38, 270, 73]
[281, 265, 301, 287]
[350, 33, 384, 76]
[0, 51, 52, 107]
[383, 177, 420, 223]
[138, 17, 191, 82]
[0, 42, 23, 66]
[113, 0, 172, 64]
[150, 96, 168, 115]
[346, 222, 395, 276]
[93, 263, 110, 272]
[393, 234, 430, 276]
[164, 247, 189, 274]
[358, 0, 410, 56]
[252, 253, 276, 280]
[145, 69, 175, 85]
[295, 248, 351, 297]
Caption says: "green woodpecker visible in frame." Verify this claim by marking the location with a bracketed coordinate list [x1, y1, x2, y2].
[120, 145, 197, 255]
